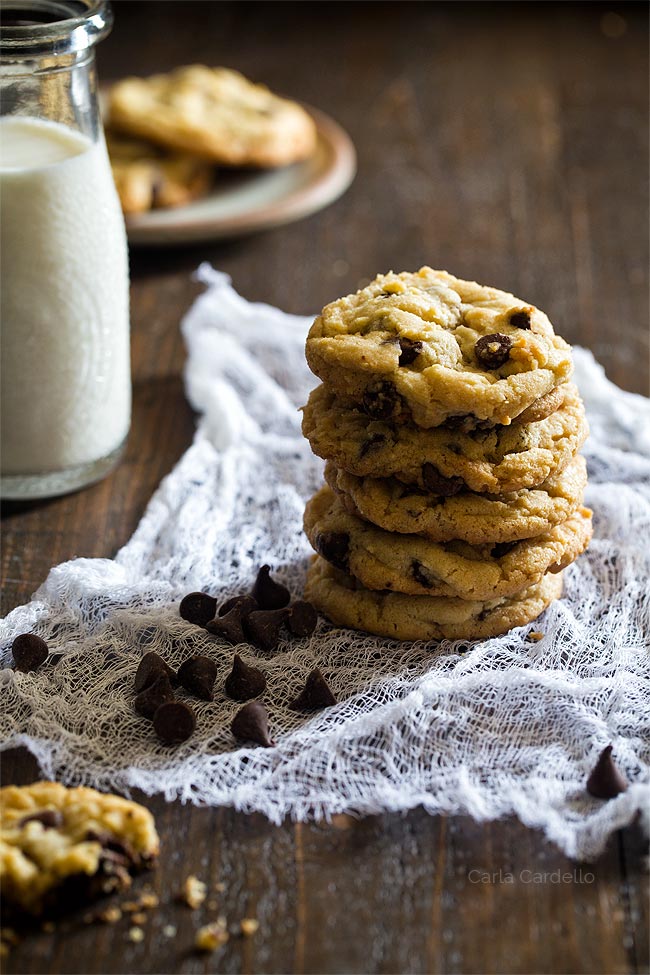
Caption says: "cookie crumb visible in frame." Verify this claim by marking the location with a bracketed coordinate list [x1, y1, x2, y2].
[181, 875, 207, 909]
[207, 899, 218, 911]
[195, 918, 229, 952]
[131, 912, 147, 925]
[162, 924, 177, 939]
[215, 881, 226, 893]
[97, 906, 122, 924]
[128, 926, 145, 943]
[240, 918, 259, 936]
[138, 892, 159, 910]
[122, 900, 139, 912]
[527, 631, 544, 642]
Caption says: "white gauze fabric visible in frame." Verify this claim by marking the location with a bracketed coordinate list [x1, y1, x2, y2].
[2, 266, 649, 861]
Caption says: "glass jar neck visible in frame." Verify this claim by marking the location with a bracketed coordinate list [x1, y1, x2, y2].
[0, 0, 112, 59]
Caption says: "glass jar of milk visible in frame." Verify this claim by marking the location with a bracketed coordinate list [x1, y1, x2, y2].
[0, 0, 130, 498]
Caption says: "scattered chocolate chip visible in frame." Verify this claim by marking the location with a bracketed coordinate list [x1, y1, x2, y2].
[315, 531, 350, 571]
[475, 333, 512, 369]
[490, 541, 518, 559]
[509, 309, 532, 329]
[362, 380, 400, 419]
[153, 701, 196, 744]
[411, 560, 435, 588]
[12, 633, 48, 672]
[422, 463, 465, 496]
[251, 565, 291, 610]
[217, 594, 258, 619]
[134, 675, 175, 720]
[245, 609, 289, 653]
[231, 701, 274, 747]
[286, 601, 318, 637]
[359, 433, 387, 458]
[398, 337, 423, 366]
[179, 592, 218, 627]
[177, 655, 218, 701]
[206, 607, 246, 645]
[289, 668, 337, 711]
[586, 745, 628, 799]
[19, 809, 63, 829]
[224, 654, 266, 701]
[134, 652, 176, 693]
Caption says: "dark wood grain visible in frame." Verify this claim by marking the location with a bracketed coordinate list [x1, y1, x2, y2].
[2, 3, 648, 973]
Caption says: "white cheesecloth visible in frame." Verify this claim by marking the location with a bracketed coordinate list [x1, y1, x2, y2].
[1, 266, 648, 861]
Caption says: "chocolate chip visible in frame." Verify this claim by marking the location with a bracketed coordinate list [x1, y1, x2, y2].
[224, 654, 266, 701]
[315, 531, 350, 571]
[509, 309, 531, 329]
[134, 675, 175, 720]
[206, 607, 246, 645]
[490, 541, 518, 559]
[12, 633, 48, 672]
[177, 655, 218, 701]
[362, 380, 400, 419]
[245, 608, 289, 653]
[19, 809, 63, 829]
[475, 333, 512, 369]
[398, 338, 423, 366]
[134, 651, 176, 693]
[179, 591, 218, 627]
[153, 701, 196, 744]
[251, 565, 291, 610]
[289, 668, 337, 711]
[586, 745, 628, 799]
[218, 594, 258, 618]
[359, 433, 387, 458]
[411, 560, 435, 589]
[422, 463, 465, 496]
[286, 601, 318, 637]
[231, 701, 274, 747]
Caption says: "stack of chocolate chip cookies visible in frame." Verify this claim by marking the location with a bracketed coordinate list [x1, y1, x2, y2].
[301, 267, 592, 641]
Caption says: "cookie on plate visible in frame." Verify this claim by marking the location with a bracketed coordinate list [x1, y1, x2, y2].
[304, 485, 592, 599]
[108, 65, 317, 167]
[0, 782, 159, 915]
[305, 267, 573, 428]
[106, 130, 213, 214]
[302, 382, 588, 494]
[305, 556, 564, 642]
[325, 454, 588, 544]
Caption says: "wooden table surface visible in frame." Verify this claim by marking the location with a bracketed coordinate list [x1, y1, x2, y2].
[2, 3, 648, 973]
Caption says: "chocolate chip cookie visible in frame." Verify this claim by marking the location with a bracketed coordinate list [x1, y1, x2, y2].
[305, 556, 564, 641]
[305, 268, 573, 428]
[302, 382, 588, 494]
[325, 454, 588, 543]
[0, 782, 159, 915]
[304, 485, 592, 599]
[108, 65, 317, 167]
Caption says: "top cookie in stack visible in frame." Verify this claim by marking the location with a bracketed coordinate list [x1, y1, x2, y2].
[301, 267, 592, 642]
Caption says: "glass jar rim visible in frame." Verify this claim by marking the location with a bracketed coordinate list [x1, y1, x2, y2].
[0, 0, 112, 57]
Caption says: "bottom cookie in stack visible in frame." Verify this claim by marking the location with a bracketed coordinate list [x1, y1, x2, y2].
[305, 556, 564, 642]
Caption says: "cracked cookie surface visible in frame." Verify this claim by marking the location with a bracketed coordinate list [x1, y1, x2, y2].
[325, 454, 588, 543]
[305, 556, 564, 641]
[304, 485, 591, 599]
[0, 782, 159, 915]
[302, 383, 587, 494]
[305, 267, 573, 428]
[108, 65, 317, 167]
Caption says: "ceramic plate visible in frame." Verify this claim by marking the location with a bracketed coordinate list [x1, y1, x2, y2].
[122, 107, 356, 247]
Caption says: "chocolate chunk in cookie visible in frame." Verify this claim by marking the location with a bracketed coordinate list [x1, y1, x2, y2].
[422, 463, 465, 497]
[411, 560, 435, 589]
[475, 333, 512, 369]
[315, 531, 350, 571]
[362, 381, 401, 419]
[509, 309, 532, 329]
[359, 433, 387, 458]
[398, 338, 423, 366]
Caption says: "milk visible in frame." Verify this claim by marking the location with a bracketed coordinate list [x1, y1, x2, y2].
[0, 117, 130, 479]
